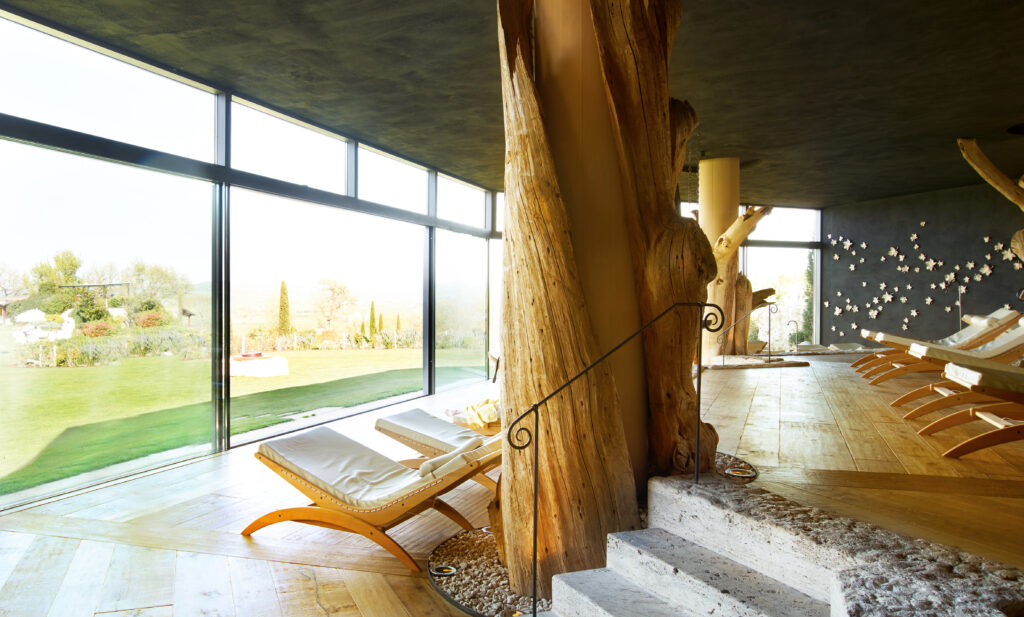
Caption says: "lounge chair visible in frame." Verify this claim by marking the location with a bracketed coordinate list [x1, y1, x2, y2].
[916, 361, 1024, 458]
[864, 318, 1024, 387]
[374, 407, 499, 491]
[241, 426, 501, 571]
[851, 308, 1019, 373]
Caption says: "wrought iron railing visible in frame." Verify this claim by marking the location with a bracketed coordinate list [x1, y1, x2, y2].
[716, 301, 779, 365]
[505, 301, 724, 615]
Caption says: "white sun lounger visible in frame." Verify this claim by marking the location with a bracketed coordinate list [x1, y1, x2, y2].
[914, 362, 1024, 458]
[242, 426, 501, 571]
[374, 408, 500, 492]
[853, 308, 1019, 375]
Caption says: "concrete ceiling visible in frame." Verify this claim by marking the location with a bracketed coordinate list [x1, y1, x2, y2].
[5, 0, 1024, 208]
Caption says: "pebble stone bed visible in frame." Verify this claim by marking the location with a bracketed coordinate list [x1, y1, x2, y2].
[428, 528, 551, 617]
[427, 454, 757, 616]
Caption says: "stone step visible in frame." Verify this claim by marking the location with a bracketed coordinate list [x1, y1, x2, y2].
[648, 474, 854, 602]
[550, 568, 687, 617]
[607, 528, 829, 617]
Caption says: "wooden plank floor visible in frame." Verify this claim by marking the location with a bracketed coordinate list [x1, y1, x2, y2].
[3, 355, 1024, 614]
[704, 354, 1024, 569]
[0, 384, 495, 617]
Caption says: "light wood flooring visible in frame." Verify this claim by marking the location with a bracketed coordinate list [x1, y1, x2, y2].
[703, 354, 1024, 569]
[2, 355, 1024, 615]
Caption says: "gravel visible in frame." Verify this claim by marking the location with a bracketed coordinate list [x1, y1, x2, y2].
[427, 453, 757, 616]
[429, 528, 551, 617]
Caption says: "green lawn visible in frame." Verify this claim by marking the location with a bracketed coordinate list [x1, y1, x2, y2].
[0, 346, 486, 495]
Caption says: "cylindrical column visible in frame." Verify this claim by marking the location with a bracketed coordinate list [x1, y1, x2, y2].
[698, 157, 740, 358]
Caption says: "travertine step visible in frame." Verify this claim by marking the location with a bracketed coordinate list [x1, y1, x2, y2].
[607, 528, 829, 617]
[648, 475, 851, 601]
[551, 568, 685, 617]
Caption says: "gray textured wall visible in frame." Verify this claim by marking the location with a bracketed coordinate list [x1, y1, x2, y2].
[820, 184, 1024, 346]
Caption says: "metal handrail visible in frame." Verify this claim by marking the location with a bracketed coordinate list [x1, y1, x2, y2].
[716, 302, 779, 365]
[505, 301, 725, 615]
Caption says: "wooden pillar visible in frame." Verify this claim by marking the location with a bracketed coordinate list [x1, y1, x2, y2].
[497, 0, 641, 598]
[699, 157, 740, 358]
[534, 0, 649, 494]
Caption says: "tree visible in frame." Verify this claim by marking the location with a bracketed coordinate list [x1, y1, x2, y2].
[315, 279, 354, 330]
[797, 251, 815, 344]
[32, 250, 81, 293]
[122, 261, 190, 301]
[360, 320, 366, 336]
[84, 262, 122, 298]
[0, 264, 23, 299]
[369, 301, 377, 336]
[378, 313, 384, 334]
[396, 313, 401, 332]
[278, 281, 291, 335]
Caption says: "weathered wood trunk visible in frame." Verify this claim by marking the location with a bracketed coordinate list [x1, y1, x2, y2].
[497, 0, 640, 597]
[587, 0, 718, 476]
[733, 273, 753, 354]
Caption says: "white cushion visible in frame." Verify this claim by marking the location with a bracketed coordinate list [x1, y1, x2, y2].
[945, 361, 1024, 392]
[418, 437, 483, 477]
[375, 408, 482, 453]
[938, 308, 1018, 346]
[259, 427, 435, 509]
[911, 324, 1024, 362]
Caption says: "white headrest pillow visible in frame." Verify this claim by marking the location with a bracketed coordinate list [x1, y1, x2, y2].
[418, 436, 483, 477]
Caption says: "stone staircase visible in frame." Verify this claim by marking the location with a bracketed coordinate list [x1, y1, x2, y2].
[535, 474, 1024, 617]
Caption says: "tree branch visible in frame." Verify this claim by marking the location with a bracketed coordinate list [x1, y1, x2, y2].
[712, 206, 772, 266]
[957, 138, 1024, 211]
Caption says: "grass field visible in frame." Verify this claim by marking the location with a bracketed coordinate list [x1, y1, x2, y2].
[0, 346, 486, 495]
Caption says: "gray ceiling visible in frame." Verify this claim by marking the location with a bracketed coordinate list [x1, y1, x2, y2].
[5, 0, 1024, 207]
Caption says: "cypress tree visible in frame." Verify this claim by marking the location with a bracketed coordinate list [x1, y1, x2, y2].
[378, 313, 383, 333]
[396, 313, 401, 332]
[278, 281, 291, 334]
[369, 301, 377, 336]
[360, 320, 366, 336]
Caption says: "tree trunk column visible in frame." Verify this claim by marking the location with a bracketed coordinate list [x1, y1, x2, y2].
[699, 157, 740, 359]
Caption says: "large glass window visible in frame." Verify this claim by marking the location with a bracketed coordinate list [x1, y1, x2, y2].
[0, 140, 213, 506]
[229, 189, 424, 441]
[357, 146, 428, 213]
[437, 174, 486, 227]
[0, 16, 214, 161]
[747, 206, 819, 242]
[489, 238, 504, 375]
[231, 101, 348, 194]
[435, 230, 488, 390]
[743, 248, 817, 350]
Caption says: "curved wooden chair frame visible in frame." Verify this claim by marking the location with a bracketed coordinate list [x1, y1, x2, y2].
[867, 340, 1024, 387]
[242, 447, 500, 572]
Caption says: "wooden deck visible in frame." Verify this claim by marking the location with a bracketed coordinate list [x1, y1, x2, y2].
[1, 355, 1023, 614]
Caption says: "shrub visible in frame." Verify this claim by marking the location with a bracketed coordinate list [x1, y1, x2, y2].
[108, 296, 125, 308]
[16, 325, 209, 367]
[131, 297, 163, 314]
[41, 291, 75, 315]
[82, 322, 115, 337]
[135, 311, 169, 328]
[74, 291, 108, 324]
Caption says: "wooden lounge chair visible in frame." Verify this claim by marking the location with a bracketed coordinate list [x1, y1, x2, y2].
[374, 407, 499, 492]
[865, 319, 1024, 387]
[851, 308, 1019, 373]
[242, 426, 501, 571]
[916, 361, 1024, 458]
